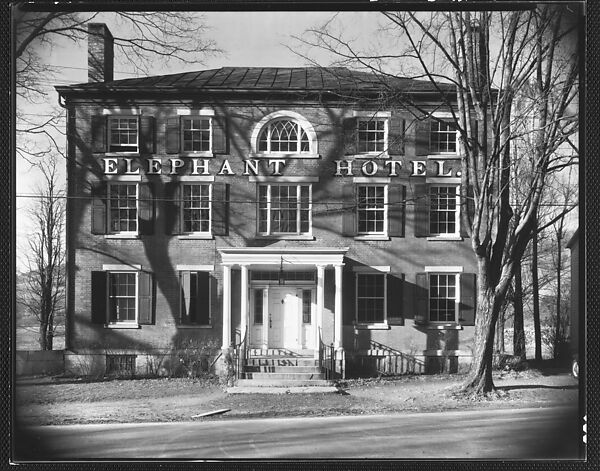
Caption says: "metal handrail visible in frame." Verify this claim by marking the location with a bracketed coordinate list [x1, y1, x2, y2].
[367, 339, 425, 375]
[232, 326, 249, 380]
[318, 328, 338, 380]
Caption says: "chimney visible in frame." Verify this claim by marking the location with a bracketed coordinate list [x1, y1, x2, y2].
[87, 23, 114, 83]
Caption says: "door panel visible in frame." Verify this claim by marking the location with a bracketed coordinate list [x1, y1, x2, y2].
[268, 288, 300, 349]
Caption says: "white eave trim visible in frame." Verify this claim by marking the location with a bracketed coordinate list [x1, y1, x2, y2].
[218, 247, 348, 266]
[424, 266, 464, 273]
[102, 264, 142, 271]
[176, 265, 215, 271]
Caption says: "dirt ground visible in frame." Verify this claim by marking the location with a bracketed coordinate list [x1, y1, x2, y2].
[15, 368, 579, 426]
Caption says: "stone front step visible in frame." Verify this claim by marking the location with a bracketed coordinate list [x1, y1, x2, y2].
[245, 357, 318, 367]
[248, 348, 315, 356]
[236, 378, 334, 387]
[244, 365, 322, 374]
[245, 372, 325, 381]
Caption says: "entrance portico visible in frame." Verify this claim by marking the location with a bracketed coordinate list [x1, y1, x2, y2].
[218, 248, 348, 356]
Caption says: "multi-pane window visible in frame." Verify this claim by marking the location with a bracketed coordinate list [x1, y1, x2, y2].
[430, 120, 457, 153]
[357, 185, 387, 234]
[108, 272, 137, 323]
[302, 290, 312, 324]
[109, 183, 137, 233]
[429, 274, 458, 322]
[358, 119, 386, 153]
[258, 119, 310, 153]
[254, 289, 264, 324]
[356, 273, 386, 324]
[182, 117, 211, 152]
[182, 184, 211, 233]
[430, 186, 459, 236]
[109, 117, 138, 152]
[258, 184, 311, 235]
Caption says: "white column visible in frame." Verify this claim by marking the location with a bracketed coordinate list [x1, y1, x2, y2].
[221, 264, 232, 349]
[240, 264, 249, 343]
[334, 264, 344, 350]
[315, 265, 325, 355]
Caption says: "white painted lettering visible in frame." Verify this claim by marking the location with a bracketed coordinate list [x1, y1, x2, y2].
[384, 160, 403, 177]
[361, 160, 378, 176]
[243, 159, 260, 176]
[334, 160, 354, 176]
[436, 160, 453, 177]
[268, 159, 286, 176]
[411, 160, 427, 176]
[103, 158, 118, 174]
[191, 159, 210, 175]
[169, 158, 185, 175]
[124, 158, 140, 175]
[147, 159, 162, 175]
[218, 159, 234, 175]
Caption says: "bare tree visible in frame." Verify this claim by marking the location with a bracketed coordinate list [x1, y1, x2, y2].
[18, 155, 66, 350]
[14, 5, 221, 162]
[298, 6, 579, 393]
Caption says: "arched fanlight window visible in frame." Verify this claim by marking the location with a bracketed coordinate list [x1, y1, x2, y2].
[258, 119, 310, 153]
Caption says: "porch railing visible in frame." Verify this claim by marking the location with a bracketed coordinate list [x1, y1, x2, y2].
[318, 329, 343, 379]
[232, 327, 249, 380]
[358, 340, 425, 376]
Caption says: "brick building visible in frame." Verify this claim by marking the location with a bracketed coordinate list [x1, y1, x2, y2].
[56, 23, 478, 380]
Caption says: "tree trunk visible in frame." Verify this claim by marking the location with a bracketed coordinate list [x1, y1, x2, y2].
[38, 321, 48, 350]
[461, 275, 506, 394]
[513, 261, 526, 360]
[554, 222, 563, 359]
[532, 227, 542, 361]
[496, 305, 506, 354]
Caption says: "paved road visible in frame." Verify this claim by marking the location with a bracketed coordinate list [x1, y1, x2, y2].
[15, 405, 582, 460]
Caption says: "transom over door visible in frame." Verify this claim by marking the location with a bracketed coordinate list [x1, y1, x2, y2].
[268, 288, 300, 349]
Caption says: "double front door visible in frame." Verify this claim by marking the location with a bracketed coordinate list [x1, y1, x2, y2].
[250, 286, 314, 349]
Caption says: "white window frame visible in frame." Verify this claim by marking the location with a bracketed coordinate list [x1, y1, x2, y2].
[258, 119, 310, 154]
[107, 182, 138, 235]
[257, 183, 312, 236]
[250, 111, 318, 157]
[357, 117, 388, 156]
[108, 116, 139, 154]
[355, 272, 388, 326]
[178, 270, 212, 327]
[181, 183, 212, 235]
[356, 184, 388, 236]
[429, 184, 461, 237]
[429, 119, 459, 155]
[427, 272, 460, 324]
[106, 271, 139, 326]
[181, 116, 213, 154]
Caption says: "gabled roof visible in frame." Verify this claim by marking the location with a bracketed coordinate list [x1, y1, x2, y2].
[56, 67, 456, 96]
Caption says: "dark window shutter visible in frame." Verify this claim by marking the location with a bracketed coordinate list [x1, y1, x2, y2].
[164, 182, 181, 235]
[91, 181, 107, 234]
[459, 273, 477, 326]
[415, 119, 430, 156]
[166, 117, 180, 154]
[341, 183, 356, 237]
[415, 273, 429, 324]
[91, 271, 107, 324]
[212, 116, 228, 154]
[388, 185, 405, 237]
[343, 117, 358, 155]
[387, 273, 404, 325]
[180, 270, 191, 323]
[414, 183, 429, 237]
[388, 117, 405, 155]
[138, 182, 155, 235]
[212, 183, 229, 236]
[343, 268, 356, 326]
[460, 184, 474, 238]
[197, 272, 211, 325]
[138, 271, 154, 325]
[91, 116, 106, 153]
[139, 116, 155, 154]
